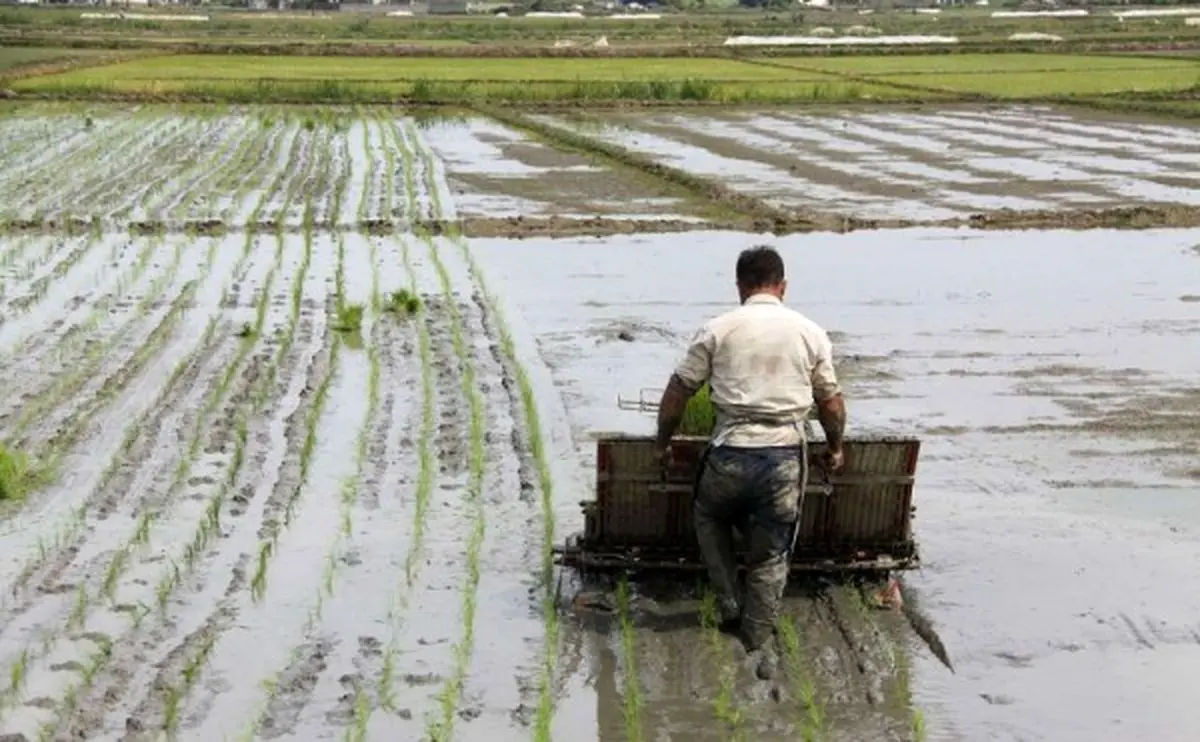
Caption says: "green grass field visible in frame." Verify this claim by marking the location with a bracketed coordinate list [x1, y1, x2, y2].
[0, 46, 116, 72]
[770, 53, 1200, 97]
[33, 55, 801, 82]
[9, 51, 1200, 106]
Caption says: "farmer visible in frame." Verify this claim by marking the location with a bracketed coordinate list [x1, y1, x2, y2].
[652, 244, 846, 680]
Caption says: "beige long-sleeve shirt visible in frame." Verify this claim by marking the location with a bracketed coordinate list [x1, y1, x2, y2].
[673, 293, 841, 448]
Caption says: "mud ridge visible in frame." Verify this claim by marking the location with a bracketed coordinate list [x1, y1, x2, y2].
[257, 638, 334, 740]
[6, 202, 1200, 241]
[360, 314, 418, 511]
[255, 320, 336, 553]
[425, 295, 469, 477]
[470, 289, 539, 504]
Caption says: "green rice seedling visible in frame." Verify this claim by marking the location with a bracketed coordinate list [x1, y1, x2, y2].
[778, 616, 825, 741]
[679, 383, 717, 437]
[0, 443, 44, 501]
[699, 588, 746, 738]
[383, 288, 422, 317]
[333, 302, 364, 334]
[9, 649, 29, 695]
[615, 577, 644, 742]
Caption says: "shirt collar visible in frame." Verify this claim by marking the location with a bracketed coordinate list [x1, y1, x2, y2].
[745, 293, 782, 306]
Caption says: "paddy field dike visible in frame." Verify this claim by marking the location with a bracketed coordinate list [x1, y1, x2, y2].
[0, 29, 1199, 742]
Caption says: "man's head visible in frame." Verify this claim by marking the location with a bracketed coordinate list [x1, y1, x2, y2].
[735, 245, 786, 303]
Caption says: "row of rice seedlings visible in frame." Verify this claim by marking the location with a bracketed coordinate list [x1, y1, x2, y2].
[147, 219, 317, 735]
[355, 109, 377, 227]
[699, 588, 749, 742]
[5, 233, 185, 453]
[33, 634, 113, 742]
[615, 577, 645, 742]
[23, 230, 268, 736]
[153, 250, 306, 735]
[30, 117, 188, 222]
[851, 585, 928, 742]
[2, 240, 216, 598]
[0, 234, 37, 272]
[327, 121, 355, 228]
[777, 617, 827, 742]
[3, 234, 102, 318]
[407, 114, 563, 737]
[97, 261, 266, 603]
[0, 235, 56, 282]
[250, 327, 340, 601]
[74, 117, 204, 220]
[79, 221, 272, 609]
[413, 144, 488, 740]
[157, 115, 255, 224]
[0, 279, 206, 728]
[149, 237, 288, 612]
[215, 116, 293, 225]
[0, 111, 147, 214]
[377, 112, 400, 223]
[316, 237, 383, 742]
[373, 235, 435, 721]
[248, 167, 330, 600]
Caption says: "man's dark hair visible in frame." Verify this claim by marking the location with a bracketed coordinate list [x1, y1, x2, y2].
[736, 245, 785, 289]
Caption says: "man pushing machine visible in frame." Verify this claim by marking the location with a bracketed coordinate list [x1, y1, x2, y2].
[651, 245, 847, 680]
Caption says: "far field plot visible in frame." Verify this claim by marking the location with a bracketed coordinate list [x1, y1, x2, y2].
[538, 106, 1200, 220]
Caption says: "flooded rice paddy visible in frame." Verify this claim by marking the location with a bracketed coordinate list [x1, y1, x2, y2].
[0, 104, 1197, 742]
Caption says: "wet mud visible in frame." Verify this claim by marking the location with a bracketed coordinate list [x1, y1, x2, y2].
[469, 227, 1200, 742]
[2, 104, 1199, 742]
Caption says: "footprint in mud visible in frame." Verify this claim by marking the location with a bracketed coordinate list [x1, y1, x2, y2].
[402, 672, 441, 686]
[994, 651, 1034, 668]
[357, 636, 382, 657]
[50, 660, 85, 673]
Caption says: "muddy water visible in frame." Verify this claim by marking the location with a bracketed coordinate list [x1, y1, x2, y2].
[541, 107, 1200, 221]
[2, 104, 1199, 742]
[469, 227, 1200, 742]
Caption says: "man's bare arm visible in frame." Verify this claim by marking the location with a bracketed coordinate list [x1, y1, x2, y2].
[816, 393, 846, 452]
[655, 373, 699, 450]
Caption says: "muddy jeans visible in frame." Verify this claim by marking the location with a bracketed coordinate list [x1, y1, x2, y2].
[694, 444, 806, 650]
